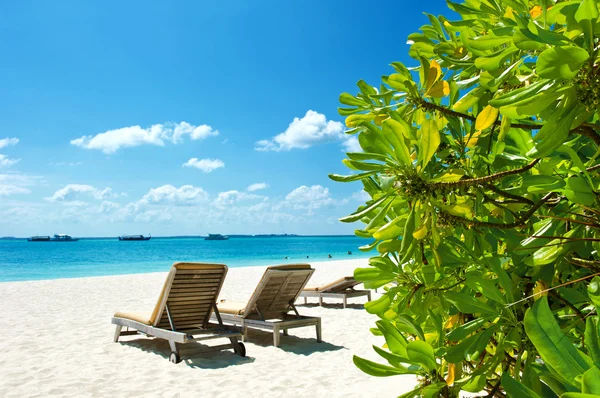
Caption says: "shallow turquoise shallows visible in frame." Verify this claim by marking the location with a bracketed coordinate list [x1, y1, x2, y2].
[0, 236, 371, 282]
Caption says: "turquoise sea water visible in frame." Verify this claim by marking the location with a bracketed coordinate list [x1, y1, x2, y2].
[0, 236, 371, 282]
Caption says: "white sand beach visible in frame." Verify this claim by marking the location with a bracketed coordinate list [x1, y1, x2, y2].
[0, 259, 417, 397]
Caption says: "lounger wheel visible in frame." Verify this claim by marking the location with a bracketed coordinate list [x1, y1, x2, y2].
[234, 342, 246, 357]
[169, 351, 181, 364]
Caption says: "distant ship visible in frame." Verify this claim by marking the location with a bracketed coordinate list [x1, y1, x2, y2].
[50, 234, 79, 242]
[27, 235, 51, 242]
[28, 234, 79, 242]
[204, 234, 229, 241]
[118, 234, 151, 241]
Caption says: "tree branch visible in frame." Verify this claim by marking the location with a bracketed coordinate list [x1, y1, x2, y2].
[440, 192, 553, 229]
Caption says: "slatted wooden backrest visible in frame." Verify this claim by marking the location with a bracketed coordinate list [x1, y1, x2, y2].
[243, 264, 314, 319]
[152, 263, 228, 330]
[320, 277, 360, 292]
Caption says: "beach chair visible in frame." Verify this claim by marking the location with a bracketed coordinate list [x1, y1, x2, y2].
[215, 264, 321, 347]
[111, 262, 246, 364]
[299, 276, 371, 308]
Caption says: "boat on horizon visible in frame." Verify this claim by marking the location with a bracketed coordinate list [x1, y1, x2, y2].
[50, 234, 79, 242]
[118, 234, 151, 241]
[204, 233, 229, 241]
[28, 234, 79, 242]
[27, 235, 51, 242]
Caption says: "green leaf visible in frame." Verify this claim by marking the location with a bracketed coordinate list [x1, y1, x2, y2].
[399, 207, 416, 263]
[562, 394, 600, 398]
[447, 316, 490, 341]
[527, 100, 581, 158]
[382, 118, 412, 165]
[465, 272, 506, 303]
[575, 0, 599, 45]
[453, 87, 485, 113]
[372, 345, 413, 369]
[365, 198, 395, 231]
[524, 297, 592, 384]
[339, 92, 366, 107]
[585, 318, 600, 368]
[445, 325, 496, 363]
[462, 375, 487, 393]
[365, 293, 392, 315]
[339, 194, 391, 223]
[445, 291, 498, 315]
[342, 159, 385, 171]
[406, 340, 437, 371]
[352, 355, 408, 377]
[536, 46, 589, 80]
[329, 171, 377, 182]
[587, 276, 600, 309]
[354, 267, 395, 289]
[522, 175, 565, 193]
[475, 47, 519, 71]
[564, 176, 596, 206]
[396, 314, 426, 341]
[489, 79, 553, 108]
[373, 215, 404, 241]
[582, 366, 600, 394]
[376, 319, 408, 355]
[467, 35, 513, 50]
[488, 259, 515, 302]
[418, 119, 440, 171]
[501, 373, 542, 398]
[421, 383, 446, 398]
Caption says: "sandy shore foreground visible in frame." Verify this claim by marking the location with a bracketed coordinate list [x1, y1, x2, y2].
[0, 259, 417, 397]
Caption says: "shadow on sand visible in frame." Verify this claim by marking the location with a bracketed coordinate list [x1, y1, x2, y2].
[240, 329, 346, 355]
[117, 338, 256, 369]
[297, 302, 366, 310]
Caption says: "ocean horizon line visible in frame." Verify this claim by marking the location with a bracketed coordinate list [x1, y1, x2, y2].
[0, 234, 358, 240]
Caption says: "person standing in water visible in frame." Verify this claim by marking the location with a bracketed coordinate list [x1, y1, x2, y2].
[328, 254, 332, 258]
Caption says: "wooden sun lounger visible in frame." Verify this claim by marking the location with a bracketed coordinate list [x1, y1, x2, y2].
[214, 264, 321, 347]
[298, 276, 371, 308]
[111, 262, 246, 364]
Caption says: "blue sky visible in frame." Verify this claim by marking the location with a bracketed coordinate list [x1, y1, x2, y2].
[0, 0, 448, 237]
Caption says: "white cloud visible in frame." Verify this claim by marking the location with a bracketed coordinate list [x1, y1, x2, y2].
[342, 136, 362, 152]
[140, 185, 209, 206]
[286, 185, 332, 203]
[255, 110, 345, 151]
[0, 154, 20, 167]
[46, 184, 118, 202]
[212, 190, 263, 208]
[247, 182, 269, 192]
[282, 185, 347, 215]
[0, 184, 30, 196]
[0, 173, 38, 196]
[70, 122, 219, 154]
[183, 158, 224, 173]
[0, 138, 19, 149]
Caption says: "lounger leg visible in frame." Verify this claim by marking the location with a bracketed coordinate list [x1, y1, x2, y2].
[367, 291, 372, 301]
[113, 325, 123, 342]
[273, 325, 280, 347]
[319, 295, 323, 306]
[316, 319, 322, 343]
[242, 322, 248, 342]
[343, 295, 347, 309]
[283, 329, 288, 336]
[168, 340, 178, 354]
[304, 296, 307, 304]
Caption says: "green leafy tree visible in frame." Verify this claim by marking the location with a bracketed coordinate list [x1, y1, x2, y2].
[332, 0, 600, 396]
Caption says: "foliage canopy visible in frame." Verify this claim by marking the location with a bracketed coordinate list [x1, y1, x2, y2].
[332, 0, 600, 396]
